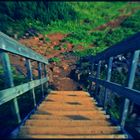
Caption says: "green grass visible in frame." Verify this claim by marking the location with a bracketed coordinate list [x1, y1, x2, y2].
[54, 45, 61, 50]
[49, 57, 61, 63]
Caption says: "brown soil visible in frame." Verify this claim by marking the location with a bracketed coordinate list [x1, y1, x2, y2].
[11, 32, 81, 90]
[89, 5, 140, 34]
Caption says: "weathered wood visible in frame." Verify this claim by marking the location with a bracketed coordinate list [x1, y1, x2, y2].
[25, 58, 36, 107]
[19, 134, 128, 139]
[0, 78, 47, 106]
[0, 32, 48, 64]
[95, 61, 101, 97]
[89, 32, 140, 63]
[16, 91, 127, 138]
[120, 50, 140, 128]
[25, 119, 111, 126]
[104, 57, 113, 110]
[19, 126, 121, 135]
[88, 77, 140, 106]
[0, 51, 21, 123]
[36, 110, 106, 115]
[38, 62, 44, 98]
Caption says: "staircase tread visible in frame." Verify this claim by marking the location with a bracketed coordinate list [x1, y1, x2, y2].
[16, 91, 126, 138]
[18, 134, 128, 139]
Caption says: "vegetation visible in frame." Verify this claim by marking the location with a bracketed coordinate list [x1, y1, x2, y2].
[49, 57, 61, 63]
[0, 1, 140, 136]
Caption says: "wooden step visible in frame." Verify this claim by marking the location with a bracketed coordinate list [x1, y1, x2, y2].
[18, 134, 128, 139]
[37, 105, 98, 111]
[35, 110, 106, 116]
[50, 91, 90, 95]
[45, 97, 95, 102]
[30, 114, 110, 120]
[40, 102, 97, 107]
[16, 91, 127, 139]
[25, 119, 112, 126]
[43, 99, 97, 105]
[18, 126, 121, 135]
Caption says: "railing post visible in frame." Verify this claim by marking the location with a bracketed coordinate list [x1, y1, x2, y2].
[44, 63, 48, 89]
[25, 58, 36, 107]
[38, 62, 44, 98]
[104, 57, 113, 110]
[95, 61, 101, 96]
[0, 51, 21, 124]
[89, 63, 94, 95]
[44, 63, 47, 77]
[120, 50, 140, 128]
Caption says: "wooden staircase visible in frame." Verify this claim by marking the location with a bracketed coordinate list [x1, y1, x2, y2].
[16, 91, 128, 139]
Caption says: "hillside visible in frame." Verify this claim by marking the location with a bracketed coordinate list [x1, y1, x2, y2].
[0, 1, 140, 90]
[0, 1, 140, 137]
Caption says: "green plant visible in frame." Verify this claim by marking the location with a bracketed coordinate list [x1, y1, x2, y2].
[45, 37, 50, 42]
[54, 45, 61, 50]
[62, 44, 67, 49]
[49, 57, 61, 63]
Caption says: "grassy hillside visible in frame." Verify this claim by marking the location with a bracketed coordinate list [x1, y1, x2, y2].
[1, 2, 140, 57]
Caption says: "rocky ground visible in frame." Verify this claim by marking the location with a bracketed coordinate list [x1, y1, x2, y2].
[9, 32, 82, 90]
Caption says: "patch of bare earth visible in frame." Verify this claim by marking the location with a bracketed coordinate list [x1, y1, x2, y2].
[89, 4, 140, 33]
[17, 32, 81, 90]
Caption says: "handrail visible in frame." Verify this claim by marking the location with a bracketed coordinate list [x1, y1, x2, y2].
[89, 32, 140, 63]
[88, 32, 140, 133]
[0, 32, 48, 64]
[0, 31, 48, 131]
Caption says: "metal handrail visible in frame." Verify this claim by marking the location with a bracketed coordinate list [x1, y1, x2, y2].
[0, 31, 48, 126]
[88, 32, 140, 131]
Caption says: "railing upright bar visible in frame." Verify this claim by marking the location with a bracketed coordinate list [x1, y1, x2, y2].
[89, 63, 94, 95]
[0, 51, 21, 124]
[25, 58, 36, 107]
[44, 64, 47, 77]
[120, 50, 140, 128]
[44, 64, 48, 90]
[104, 57, 113, 110]
[38, 62, 44, 98]
[95, 61, 101, 97]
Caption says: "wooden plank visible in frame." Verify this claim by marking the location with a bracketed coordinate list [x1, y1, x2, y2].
[25, 58, 36, 107]
[30, 114, 110, 120]
[0, 31, 48, 64]
[43, 100, 97, 105]
[19, 126, 121, 135]
[25, 119, 111, 126]
[0, 51, 21, 123]
[89, 76, 140, 106]
[39, 101, 97, 107]
[18, 134, 128, 139]
[48, 93, 90, 97]
[35, 110, 106, 115]
[50, 91, 89, 96]
[38, 62, 44, 98]
[0, 78, 47, 106]
[104, 57, 113, 110]
[120, 50, 140, 128]
[45, 97, 96, 102]
[37, 105, 98, 111]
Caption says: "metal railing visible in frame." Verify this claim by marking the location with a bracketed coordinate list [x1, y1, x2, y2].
[88, 32, 140, 135]
[0, 32, 48, 126]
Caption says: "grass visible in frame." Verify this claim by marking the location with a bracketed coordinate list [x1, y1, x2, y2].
[49, 57, 61, 63]
[43, 2, 140, 57]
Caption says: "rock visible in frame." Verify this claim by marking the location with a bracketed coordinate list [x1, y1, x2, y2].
[62, 64, 69, 70]
[53, 67, 60, 74]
